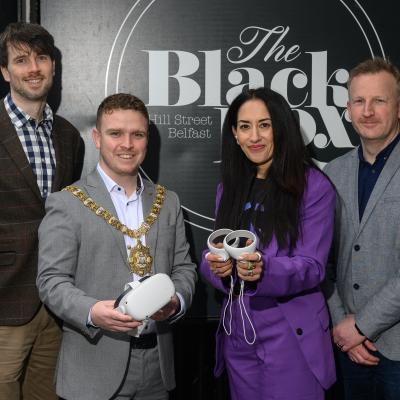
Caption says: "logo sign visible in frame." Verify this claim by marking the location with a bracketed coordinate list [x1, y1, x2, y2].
[105, 0, 385, 231]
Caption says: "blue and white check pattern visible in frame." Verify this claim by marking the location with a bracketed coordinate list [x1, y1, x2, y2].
[4, 94, 56, 198]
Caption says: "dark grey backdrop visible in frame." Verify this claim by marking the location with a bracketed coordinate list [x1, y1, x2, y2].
[0, 2, 18, 97]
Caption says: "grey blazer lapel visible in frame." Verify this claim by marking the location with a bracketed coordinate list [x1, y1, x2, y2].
[359, 140, 400, 235]
[141, 180, 159, 273]
[83, 169, 129, 268]
[346, 149, 361, 233]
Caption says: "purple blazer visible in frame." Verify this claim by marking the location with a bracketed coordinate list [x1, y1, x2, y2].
[200, 168, 336, 389]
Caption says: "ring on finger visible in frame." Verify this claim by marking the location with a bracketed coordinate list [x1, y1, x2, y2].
[247, 270, 254, 277]
[247, 261, 255, 270]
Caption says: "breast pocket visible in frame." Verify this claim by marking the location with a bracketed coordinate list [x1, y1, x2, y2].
[157, 225, 176, 247]
[381, 197, 400, 248]
[154, 225, 176, 273]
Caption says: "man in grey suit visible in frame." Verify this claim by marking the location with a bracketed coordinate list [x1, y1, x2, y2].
[324, 58, 400, 399]
[37, 93, 197, 400]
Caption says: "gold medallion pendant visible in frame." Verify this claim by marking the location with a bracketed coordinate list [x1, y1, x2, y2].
[128, 240, 153, 276]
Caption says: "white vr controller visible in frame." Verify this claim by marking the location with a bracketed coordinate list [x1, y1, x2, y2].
[114, 273, 175, 321]
[207, 229, 257, 260]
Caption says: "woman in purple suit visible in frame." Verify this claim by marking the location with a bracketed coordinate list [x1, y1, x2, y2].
[201, 88, 336, 399]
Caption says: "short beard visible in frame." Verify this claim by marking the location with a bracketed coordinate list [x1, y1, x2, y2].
[13, 82, 52, 102]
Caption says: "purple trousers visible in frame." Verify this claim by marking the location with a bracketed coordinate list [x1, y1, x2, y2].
[222, 297, 324, 400]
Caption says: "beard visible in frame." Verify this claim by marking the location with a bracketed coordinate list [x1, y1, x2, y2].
[14, 83, 52, 102]
[11, 75, 53, 102]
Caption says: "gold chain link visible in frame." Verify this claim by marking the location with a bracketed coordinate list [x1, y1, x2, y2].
[62, 184, 166, 239]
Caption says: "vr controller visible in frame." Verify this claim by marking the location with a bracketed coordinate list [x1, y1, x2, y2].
[207, 229, 257, 260]
[114, 273, 175, 321]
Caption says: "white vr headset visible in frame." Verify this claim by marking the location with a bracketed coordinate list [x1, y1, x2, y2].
[114, 273, 175, 321]
[207, 229, 257, 260]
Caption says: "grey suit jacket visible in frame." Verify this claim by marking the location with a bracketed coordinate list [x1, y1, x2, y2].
[324, 141, 400, 360]
[37, 169, 197, 400]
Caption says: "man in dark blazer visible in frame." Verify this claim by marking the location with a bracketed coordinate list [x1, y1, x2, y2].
[325, 58, 400, 399]
[0, 22, 83, 400]
[37, 93, 197, 400]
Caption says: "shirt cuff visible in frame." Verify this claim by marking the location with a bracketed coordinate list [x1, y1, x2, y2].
[169, 292, 185, 323]
[87, 306, 99, 328]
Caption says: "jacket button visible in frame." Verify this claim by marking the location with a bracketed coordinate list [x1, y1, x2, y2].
[353, 283, 360, 290]
[354, 244, 360, 251]
[296, 328, 303, 335]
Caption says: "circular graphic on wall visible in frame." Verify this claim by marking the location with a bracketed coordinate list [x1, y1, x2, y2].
[105, 0, 385, 231]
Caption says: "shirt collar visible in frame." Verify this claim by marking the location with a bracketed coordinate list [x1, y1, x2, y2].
[4, 93, 53, 129]
[358, 132, 400, 164]
[96, 163, 144, 196]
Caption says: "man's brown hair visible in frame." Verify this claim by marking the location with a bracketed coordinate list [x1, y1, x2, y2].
[348, 57, 400, 97]
[0, 22, 55, 67]
[96, 93, 149, 129]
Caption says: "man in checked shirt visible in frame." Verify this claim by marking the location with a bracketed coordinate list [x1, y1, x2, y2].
[0, 22, 83, 400]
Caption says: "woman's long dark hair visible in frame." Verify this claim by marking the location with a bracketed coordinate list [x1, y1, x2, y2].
[215, 87, 316, 250]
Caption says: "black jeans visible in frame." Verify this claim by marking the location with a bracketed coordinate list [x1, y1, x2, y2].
[338, 350, 400, 400]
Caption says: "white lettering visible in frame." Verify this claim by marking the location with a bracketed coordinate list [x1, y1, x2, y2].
[226, 26, 301, 64]
[145, 50, 201, 106]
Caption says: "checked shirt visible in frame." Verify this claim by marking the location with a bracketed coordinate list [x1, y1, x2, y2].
[4, 93, 56, 199]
